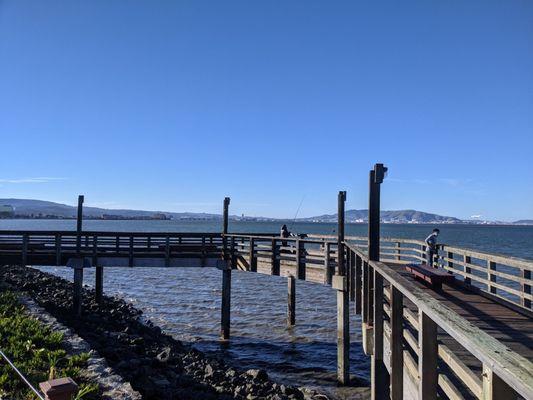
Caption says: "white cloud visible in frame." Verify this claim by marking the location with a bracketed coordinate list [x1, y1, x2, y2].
[0, 177, 66, 184]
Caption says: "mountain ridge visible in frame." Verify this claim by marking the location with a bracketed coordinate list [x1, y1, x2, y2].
[0, 198, 531, 224]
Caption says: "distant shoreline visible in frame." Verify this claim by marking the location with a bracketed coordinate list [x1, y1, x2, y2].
[0, 217, 531, 226]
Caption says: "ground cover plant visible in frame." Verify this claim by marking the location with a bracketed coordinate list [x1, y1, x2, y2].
[0, 291, 98, 399]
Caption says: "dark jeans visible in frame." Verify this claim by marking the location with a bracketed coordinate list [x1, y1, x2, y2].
[426, 249, 435, 267]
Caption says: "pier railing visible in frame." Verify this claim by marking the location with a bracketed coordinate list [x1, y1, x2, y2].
[344, 243, 533, 400]
[0, 230, 223, 267]
[222, 233, 533, 398]
[308, 234, 533, 312]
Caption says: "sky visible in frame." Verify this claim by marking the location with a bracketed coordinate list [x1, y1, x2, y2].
[0, 1, 532, 221]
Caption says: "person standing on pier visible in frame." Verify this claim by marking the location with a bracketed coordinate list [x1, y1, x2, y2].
[425, 228, 440, 267]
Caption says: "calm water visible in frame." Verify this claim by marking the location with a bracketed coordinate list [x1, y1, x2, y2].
[3, 220, 532, 398]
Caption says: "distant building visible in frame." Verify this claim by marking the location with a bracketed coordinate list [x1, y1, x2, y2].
[0, 205, 15, 218]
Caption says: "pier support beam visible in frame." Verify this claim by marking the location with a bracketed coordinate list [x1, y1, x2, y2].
[73, 266, 83, 317]
[368, 164, 389, 400]
[287, 275, 295, 326]
[220, 266, 231, 341]
[95, 266, 103, 303]
[220, 197, 231, 341]
[335, 190, 350, 385]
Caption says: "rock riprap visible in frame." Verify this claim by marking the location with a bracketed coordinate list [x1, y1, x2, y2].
[0, 265, 307, 400]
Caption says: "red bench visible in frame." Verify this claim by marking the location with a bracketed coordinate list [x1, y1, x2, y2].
[405, 263, 454, 290]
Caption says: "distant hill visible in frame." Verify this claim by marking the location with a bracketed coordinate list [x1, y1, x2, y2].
[0, 199, 220, 220]
[299, 209, 462, 224]
[513, 220, 533, 225]
[0, 198, 529, 224]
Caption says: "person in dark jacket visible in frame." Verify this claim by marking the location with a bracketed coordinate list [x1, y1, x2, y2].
[424, 228, 440, 267]
[281, 224, 290, 238]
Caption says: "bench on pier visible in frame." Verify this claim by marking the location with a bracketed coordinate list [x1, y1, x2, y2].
[405, 263, 454, 290]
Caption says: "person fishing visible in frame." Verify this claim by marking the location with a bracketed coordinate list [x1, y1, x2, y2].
[281, 224, 290, 239]
[424, 228, 440, 267]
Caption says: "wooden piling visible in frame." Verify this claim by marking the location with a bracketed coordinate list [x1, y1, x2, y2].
[73, 267, 83, 317]
[220, 197, 231, 341]
[220, 266, 231, 341]
[335, 191, 350, 385]
[287, 275, 295, 326]
[95, 266, 103, 304]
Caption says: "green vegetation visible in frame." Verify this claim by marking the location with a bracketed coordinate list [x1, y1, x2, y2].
[0, 291, 99, 399]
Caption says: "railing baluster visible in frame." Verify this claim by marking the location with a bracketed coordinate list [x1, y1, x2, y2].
[522, 268, 531, 309]
[419, 311, 438, 400]
[488, 260, 497, 294]
[390, 286, 404, 400]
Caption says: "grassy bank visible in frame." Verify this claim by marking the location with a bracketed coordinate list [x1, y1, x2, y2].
[0, 291, 98, 399]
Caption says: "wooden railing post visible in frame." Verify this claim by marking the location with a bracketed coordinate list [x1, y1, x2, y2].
[522, 268, 531, 309]
[464, 255, 472, 284]
[287, 275, 295, 326]
[349, 250, 356, 301]
[396, 241, 401, 261]
[390, 286, 404, 400]
[488, 260, 497, 294]
[324, 242, 332, 284]
[230, 236, 236, 268]
[482, 364, 515, 399]
[355, 254, 362, 315]
[447, 251, 454, 272]
[128, 236, 134, 267]
[296, 239, 305, 280]
[165, 236, 170, 267]
[271, 238, 280, 275]
[371, 270, 387, 400]
[21, 233, 28, 267]
[55, 234, 61, 266]
[419, 312, 438, 400]
[249, 237, 257, 272]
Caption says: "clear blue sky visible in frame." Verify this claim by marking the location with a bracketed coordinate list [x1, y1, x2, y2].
[1, 1, 531, 221]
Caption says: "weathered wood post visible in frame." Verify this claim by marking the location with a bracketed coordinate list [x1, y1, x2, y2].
[220, 197, 231, 341]
[368, 163, 389, 400]
[390, 286, 404, 400]
[93, 235, 103, 304]
[287, 275, 295, 326]
[73, 195, 84, 317]
[482, 364, 515, 399]
[523, 268, 532, 309]
[249, 237, 257, 272]
[324, 242, 332, 284]
[21, 233, 28, 267]
[419, 312, 438, 399]
[333, 190, 350, 384]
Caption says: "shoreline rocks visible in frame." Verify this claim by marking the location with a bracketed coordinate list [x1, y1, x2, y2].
[0, 265, 310, 400]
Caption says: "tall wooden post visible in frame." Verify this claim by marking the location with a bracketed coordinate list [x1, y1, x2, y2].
[73, 195, 84, 317]
[334, 191, 349, 385]
[368, 164, 389, 400]
[221, 197, 231, 341]
[287, 275, 295, 326]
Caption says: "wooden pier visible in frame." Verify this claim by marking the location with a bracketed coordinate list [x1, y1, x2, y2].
[0, 166, 532, 399]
